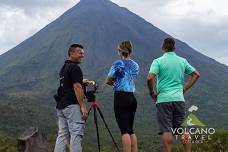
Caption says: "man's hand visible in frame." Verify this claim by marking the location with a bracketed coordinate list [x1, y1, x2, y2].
[83, 79, 90, 84]
[183, 88, 186, 94]
[73, 82, 88, 120]
[183, 71, 200, 93]
[147, 73, 157, 103]
[149, 92, 157, 102]
[83, 79, 96, 86]
[80, 104, 88, 121]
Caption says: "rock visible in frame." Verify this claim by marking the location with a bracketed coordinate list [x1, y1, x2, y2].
[17, 127, 51, 152]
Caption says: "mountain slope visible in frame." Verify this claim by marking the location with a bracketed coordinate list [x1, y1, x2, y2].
[0, 0, 228, 149]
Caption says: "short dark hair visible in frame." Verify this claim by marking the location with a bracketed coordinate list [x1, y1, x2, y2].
[68, 44, 83, 56]
[162, 37, 175, 51]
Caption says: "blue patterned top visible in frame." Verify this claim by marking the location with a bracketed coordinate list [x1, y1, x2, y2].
[108, 59, 139, 92]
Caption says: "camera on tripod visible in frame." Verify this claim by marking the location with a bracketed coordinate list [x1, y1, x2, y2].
[84, 79, 120, 152]
[83, 79, 98, 102]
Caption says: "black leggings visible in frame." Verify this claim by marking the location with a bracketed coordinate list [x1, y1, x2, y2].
[114, 91, 137, 135]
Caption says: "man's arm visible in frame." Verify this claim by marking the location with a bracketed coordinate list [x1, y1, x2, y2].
[183, 71, 200, 93]
[73, 83, 88, 120]
[147, 73, 157, 101]
[105, 77, 114, 86]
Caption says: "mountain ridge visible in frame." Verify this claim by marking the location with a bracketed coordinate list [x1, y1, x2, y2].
[0, 0, 228, 144]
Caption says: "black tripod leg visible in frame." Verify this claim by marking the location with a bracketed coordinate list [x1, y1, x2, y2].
[96, 107, 120, 152]
[94, 107, 101, 152]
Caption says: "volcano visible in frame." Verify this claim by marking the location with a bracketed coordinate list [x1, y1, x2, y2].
[0, 0, 228, 150]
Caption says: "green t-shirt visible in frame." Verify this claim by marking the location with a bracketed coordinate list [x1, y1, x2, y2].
[149, 52, 196, 103]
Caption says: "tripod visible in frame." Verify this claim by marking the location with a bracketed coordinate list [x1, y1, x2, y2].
[86, 95, 120, 152]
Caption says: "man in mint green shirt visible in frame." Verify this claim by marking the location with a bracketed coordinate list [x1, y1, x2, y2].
[147, 37, 200, 152]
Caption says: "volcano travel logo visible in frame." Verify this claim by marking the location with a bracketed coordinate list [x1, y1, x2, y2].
[172, 105, 215, 143]
[182, 105, 205, 127]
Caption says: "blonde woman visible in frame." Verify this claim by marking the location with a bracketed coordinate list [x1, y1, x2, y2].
[105, 41, 139, 152]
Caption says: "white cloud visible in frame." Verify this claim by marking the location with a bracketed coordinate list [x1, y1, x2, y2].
[0, 0, 78, 53]
[0, 6, 30, 52]
[116, 0, 228, 65]
[152, 0, 228, 65]
[0, 0, 227, 65]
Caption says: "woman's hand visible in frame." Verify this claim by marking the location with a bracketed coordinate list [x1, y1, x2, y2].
[105, 77, 114, 86]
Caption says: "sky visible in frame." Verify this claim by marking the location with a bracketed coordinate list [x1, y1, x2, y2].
[0, 0, 227, 65]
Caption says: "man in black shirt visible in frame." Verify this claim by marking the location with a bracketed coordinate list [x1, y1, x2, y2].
[54, 44, 88, 152]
